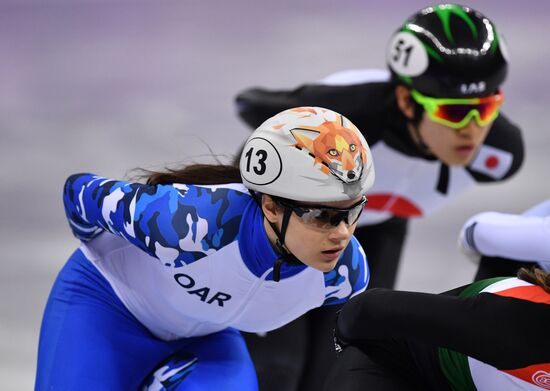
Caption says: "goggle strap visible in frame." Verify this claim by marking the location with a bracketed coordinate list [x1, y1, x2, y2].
[267, 210, 290, 255]
[249, 191, 304, 281]
[278, 208, 292, 250]
[250, 191, 289, 252]
[271, 208, 303, 282]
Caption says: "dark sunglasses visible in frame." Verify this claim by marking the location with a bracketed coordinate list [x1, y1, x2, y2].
[410, 89, 504, 129]
[273, 196, 367, 229]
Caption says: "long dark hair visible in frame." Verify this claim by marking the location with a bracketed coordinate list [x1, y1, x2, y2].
[137, 164, 242, 186]
[517, 267, 550, 293]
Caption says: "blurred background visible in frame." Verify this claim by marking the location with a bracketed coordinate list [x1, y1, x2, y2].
[1, 0, 549, 388]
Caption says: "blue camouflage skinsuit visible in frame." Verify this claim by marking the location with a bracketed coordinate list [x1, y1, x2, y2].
[36, 174, 369, 390]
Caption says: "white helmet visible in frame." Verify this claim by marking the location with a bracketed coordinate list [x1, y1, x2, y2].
[240, 107, 374, 202]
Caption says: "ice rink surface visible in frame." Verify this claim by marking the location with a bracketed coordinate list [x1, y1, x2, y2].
[1, 1, 549, 388]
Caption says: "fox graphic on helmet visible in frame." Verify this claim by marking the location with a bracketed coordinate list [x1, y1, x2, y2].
[290, 117, 366, 183]
[240, 106, 374, 202]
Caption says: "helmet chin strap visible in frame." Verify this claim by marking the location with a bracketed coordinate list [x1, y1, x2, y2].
[269, 208, 304, 282]
[249, 191, 304, 282]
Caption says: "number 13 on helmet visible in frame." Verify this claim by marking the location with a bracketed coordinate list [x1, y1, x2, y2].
[240, 107, 375, 203]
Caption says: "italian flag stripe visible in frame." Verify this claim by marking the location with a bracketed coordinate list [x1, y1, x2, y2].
[493, 285, 550, 305]
[438, 348, 477, 391]
[438, 277, 549, 391]
[458, 277, 509, 299]
[492, 281, 550, 388]
[438, 277, 509, 391]
[503, 363, 550, 388]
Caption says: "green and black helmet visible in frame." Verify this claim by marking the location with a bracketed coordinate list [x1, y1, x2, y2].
[386, 4, 508, 98]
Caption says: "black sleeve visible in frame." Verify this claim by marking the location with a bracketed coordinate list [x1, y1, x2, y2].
[235, 86, 303, 129]
[337, 288, 550, 369]
[467, 113, 524, 182]
[235, 84, 376, 128]
[234, 82, 393, 145]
